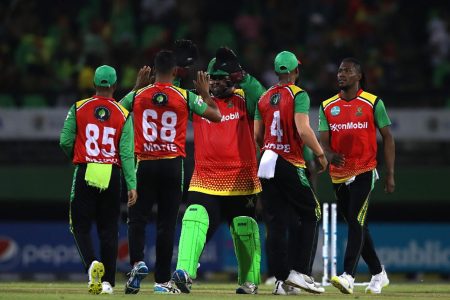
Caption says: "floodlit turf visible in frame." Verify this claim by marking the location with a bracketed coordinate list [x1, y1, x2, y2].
[0, 281, 449, 300]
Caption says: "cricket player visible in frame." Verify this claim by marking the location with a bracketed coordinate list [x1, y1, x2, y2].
[254, 51, 328, 295]
[171, 47, 266, 294]
[319, 57, 395, 294]
[60, 65, 137, 294]
[120, 50, 221, 294]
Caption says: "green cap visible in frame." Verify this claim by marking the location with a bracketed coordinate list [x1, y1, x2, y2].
[207, 58, 229, 76]
[94, 65, 117, 87]
[274, 51, 300, 74]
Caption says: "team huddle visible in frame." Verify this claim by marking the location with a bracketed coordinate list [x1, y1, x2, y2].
[59, 40, 395, 295]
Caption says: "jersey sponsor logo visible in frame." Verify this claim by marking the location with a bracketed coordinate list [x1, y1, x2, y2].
[143, 142, 177, 152]
[94, 106, 110, 122]
[152, 92, 168, 106]
[356, 106, 363, 116]
[221, 112, 239, 122]
[330, 121, 368, 132]
[264, 142, 291, 153]
[331, 106, 340, 116]
[203, 112, 240, 124]
[270, 93, 281, 106]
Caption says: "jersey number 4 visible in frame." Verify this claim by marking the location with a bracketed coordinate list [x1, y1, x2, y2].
[85, 123, 116, 157]
[270, 110, 283, 142]
[142, 109, 177, 142]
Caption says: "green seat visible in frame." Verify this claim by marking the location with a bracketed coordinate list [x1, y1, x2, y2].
[22, 94, 47, 107]
[0, 94, 16, 107]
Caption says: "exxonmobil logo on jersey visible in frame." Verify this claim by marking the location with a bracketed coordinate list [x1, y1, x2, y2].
[330, 121, 368, 132]
[203, 112, 240, 124]
[221, 112, 239, 122]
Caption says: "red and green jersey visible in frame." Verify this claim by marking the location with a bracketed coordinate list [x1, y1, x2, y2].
[189, 89, 262, 196]
[255, 84, 310, 167]
[72, 96, 129, 166]
[319, 89, 391, 182]
[124, 82, 207, 160]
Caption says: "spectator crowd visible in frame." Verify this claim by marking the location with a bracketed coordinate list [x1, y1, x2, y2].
[0, 0, 449, 107]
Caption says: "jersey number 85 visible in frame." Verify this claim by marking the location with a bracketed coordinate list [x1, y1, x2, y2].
[85, 123, 116, 157]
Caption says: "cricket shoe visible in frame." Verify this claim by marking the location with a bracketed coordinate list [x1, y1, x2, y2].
[125, 261, 149, 294]
[172, 269, 192, 293]
[365, 265, 389, 294]
[331, 272, 354, 294]
[236, 282, 258, 294]
[88, 260, 105, 294]
[154, 281, 181, 294]
[285, 270, 324, 294]
[273, 280, 301, 295]
[264, 276, 276, 285]
[100, 281, 113, 294]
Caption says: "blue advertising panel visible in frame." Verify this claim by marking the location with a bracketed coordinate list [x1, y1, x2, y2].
[0, 223, 230, 274]
[0, 223, 81, 273]
[0, 222, 449, 274]
[334, 223, 450, 273]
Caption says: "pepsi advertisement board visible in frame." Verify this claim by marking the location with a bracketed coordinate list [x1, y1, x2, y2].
[0, 223, 449, 275]
[0, 223, 235, 274]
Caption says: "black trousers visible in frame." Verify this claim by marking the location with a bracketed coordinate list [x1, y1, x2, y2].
[70, 164, 121, 286]
[264, 169, 317, 279]
[264, 207, 299, 279]
[187, 191, 257, 243]
[261, 156, 320, 280]
[127, 157, 183, 284]
[333, 170, 382, 276]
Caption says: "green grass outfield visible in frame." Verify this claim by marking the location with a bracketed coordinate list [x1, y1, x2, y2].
[0, 282, 449, 300]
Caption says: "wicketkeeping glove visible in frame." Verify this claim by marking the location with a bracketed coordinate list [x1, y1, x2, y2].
[215, 47, 242, 73]
[174, 39, 198, 68]
[214, 47, 245, 83]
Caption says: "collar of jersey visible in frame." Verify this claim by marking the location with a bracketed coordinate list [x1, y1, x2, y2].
[276, 82, 294, 88]
[339, 88, 363, 101]
[154, 82, 172, 86]
[93, 95, 115, 101]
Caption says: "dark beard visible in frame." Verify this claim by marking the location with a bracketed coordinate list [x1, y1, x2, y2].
[212, 87, 233, 99]
[340, 85, 350, 91]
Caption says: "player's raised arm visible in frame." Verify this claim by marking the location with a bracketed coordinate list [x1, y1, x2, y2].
[132, 66, 152, 91]
[193, 71, 221, 122]
[213, 47, 266, 119]
[119, 66, 152, 111]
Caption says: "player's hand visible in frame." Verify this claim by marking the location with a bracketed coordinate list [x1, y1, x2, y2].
[133, 66, 152, 91]
[315, 154, 328, 174]
[174, 39, 198, 67]
[193, 71, 210, 98]
[328, 152, 345, 167]
[127, 189, 138, 207]
[384, 173, 395, 193]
